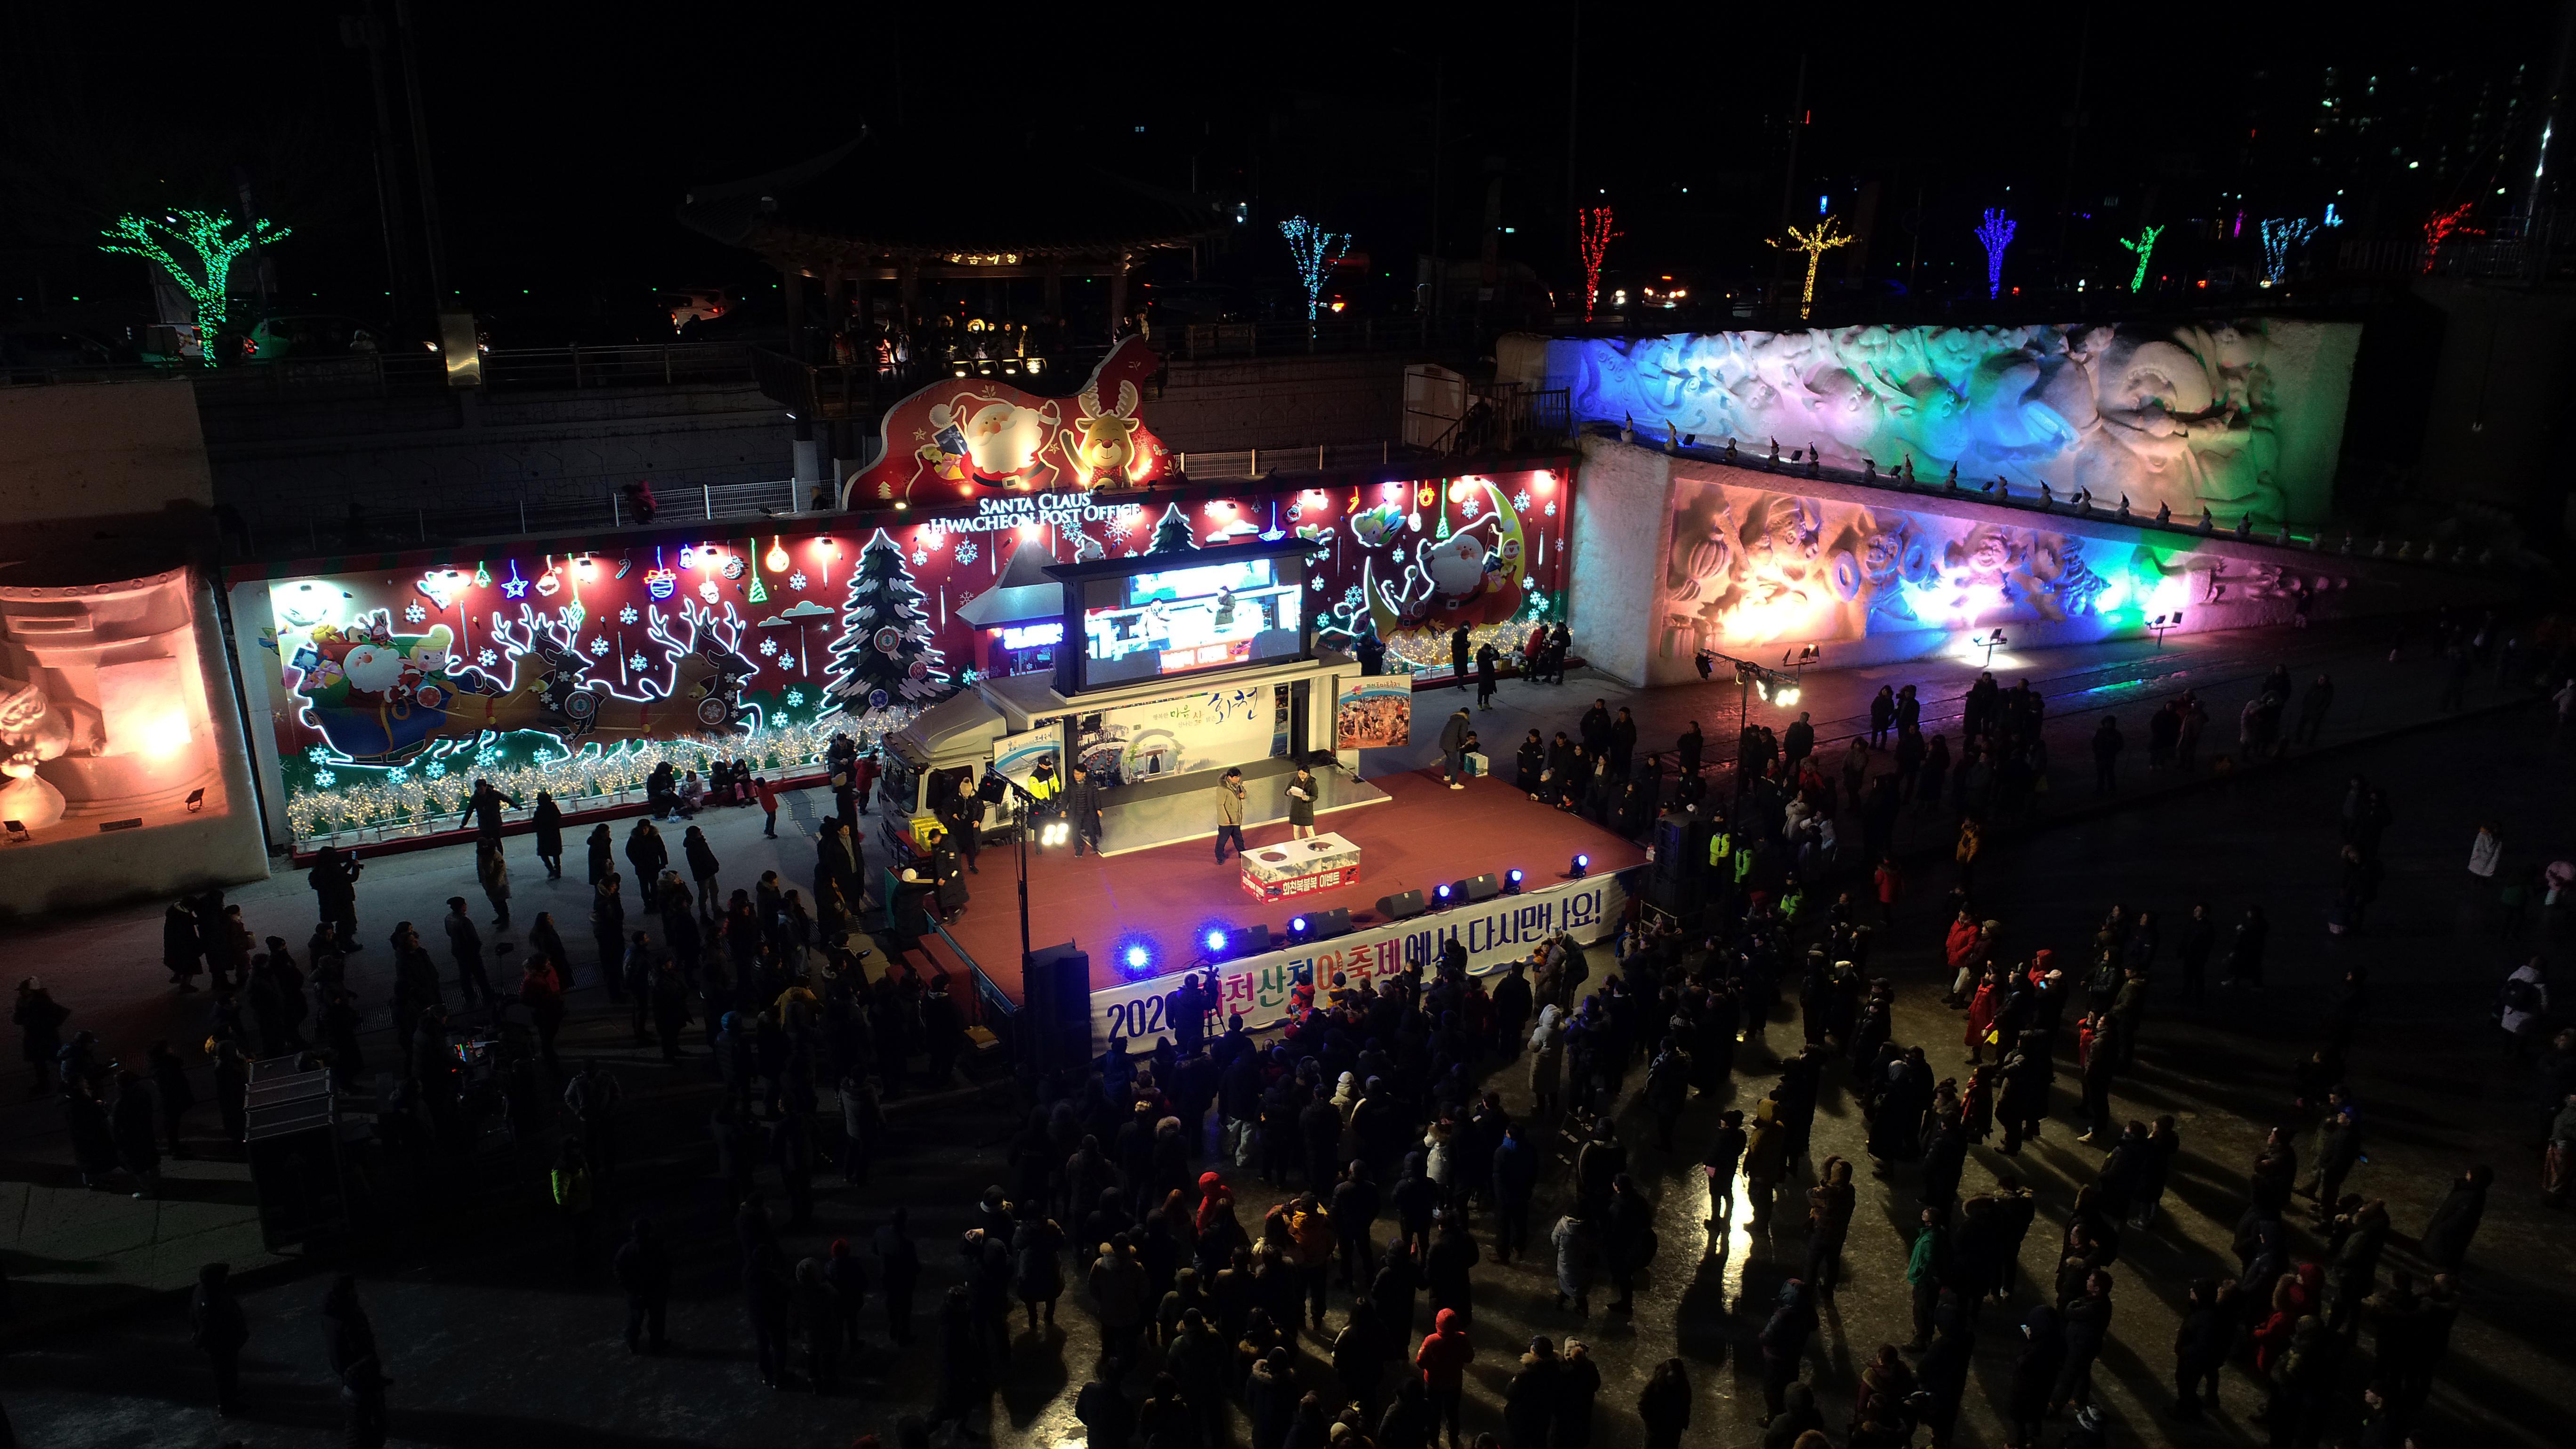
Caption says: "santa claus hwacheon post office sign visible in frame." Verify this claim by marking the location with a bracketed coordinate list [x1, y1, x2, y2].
[843, 336, 1175, 507]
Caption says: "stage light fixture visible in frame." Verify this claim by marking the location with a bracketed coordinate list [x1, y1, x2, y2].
[1289, 915, 1310, 940]
[1040, 821, 1070, 846]
[1504, 869, 1525, 894]
[1776, 684, 1802, 707]
[1569, 853, 1590, 879]
[1205, 928, 1229, 955]
[1124, 944, 1152, 972]
[1433, 883, 1455, 909]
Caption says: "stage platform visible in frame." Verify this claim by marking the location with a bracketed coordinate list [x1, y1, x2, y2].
[942, 767, 1650, 1007]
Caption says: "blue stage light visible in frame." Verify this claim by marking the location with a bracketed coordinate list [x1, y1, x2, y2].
[1290, 915, 1308, 934]
[1504, 869, 1525, 895]
[1569, 853, 1590, 879]
[1205, 928, 1228, 954]
[1434, 884, 1453, 907]
[1125, 943, 1152, 971]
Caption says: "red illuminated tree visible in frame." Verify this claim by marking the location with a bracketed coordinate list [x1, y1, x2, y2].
[2422, 204, 2481, 274]
[1579, 207, 1620, 321]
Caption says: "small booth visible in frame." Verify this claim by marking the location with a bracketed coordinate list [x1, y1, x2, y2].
[957, 543, 1072, 681]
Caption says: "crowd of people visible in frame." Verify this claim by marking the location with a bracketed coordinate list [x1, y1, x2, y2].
[18, 609, 2576, 1449]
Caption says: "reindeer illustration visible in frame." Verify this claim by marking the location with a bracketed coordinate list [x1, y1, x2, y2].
[485, 604, 603, 730]
[1067, 375, 1143, 486]
[645, 600, 760, 730]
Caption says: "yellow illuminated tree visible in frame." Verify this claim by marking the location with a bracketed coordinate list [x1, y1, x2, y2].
[1767, 216, 1853, 320]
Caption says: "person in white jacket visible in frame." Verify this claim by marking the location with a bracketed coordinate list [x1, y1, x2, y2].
[2500, 958, 2550, 1064]
[2469, 825, 2504, 882]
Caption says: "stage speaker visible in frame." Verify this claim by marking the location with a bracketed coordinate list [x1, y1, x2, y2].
[1452, 872, 1501, 903]
[1288, 906, 1352, 943]
[1021, 943, 1092, 1069]
[1650, 811, 1689, 870]
[1202, 923, 1270, 963]
[1376, 888, 1426, 921]
[976, 773, 1010, 804]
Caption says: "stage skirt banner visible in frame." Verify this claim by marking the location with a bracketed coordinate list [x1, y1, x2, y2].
[1335, 679, 1412, 749]
[1089, 867, 1636, 1050]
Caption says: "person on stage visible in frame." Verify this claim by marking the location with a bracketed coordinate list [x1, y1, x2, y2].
[1214, 769, 1248, 863]
[1286, 767, 1319, 841]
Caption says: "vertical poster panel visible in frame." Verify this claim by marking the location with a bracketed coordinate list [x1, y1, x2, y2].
[1088, 868, 1634, 1049]
[1076, 685, 1275, 785]
[1334, 678, 1412, 749]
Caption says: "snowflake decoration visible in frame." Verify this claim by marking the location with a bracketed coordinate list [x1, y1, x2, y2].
[424, 760, 447, 781]
[403, 602, 426, 623]
[312, 769, 337, 788]
[958, 668, 986, 685]
[385, 768, 410, 784]
[778, 652, 796, 670]
[305, 745, 333, 765]
[785, 688, 805, 708]
[589, 637, 611, 656]
[1341, 585, 1364, 611]
[1459, 498, 1481, 520]
[618, 605, 638, 624]
[628, 652, 649, 673]
[954, 542, 979, 565]
[477, 648, 497, 667]
[1513, 490, 1532, 512]
[473, 746, 501, 768]
[757, 637, 778, 655]
[787, 572, 807, 592]
[1311, 576, 1328, 591]
[697, 580, 720, 604]
[1544, 501, 1557, 517]
[911, 549, 928, 566]
[1109, 519, 1134, 539]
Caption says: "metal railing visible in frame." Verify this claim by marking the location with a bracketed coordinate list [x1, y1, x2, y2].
[1165, 315, 1431, 361]
[250, 477, 803, 557]
[2, 342, 756, 401]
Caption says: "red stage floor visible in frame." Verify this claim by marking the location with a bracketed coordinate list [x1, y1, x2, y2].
[945, 768, 1650, 1002]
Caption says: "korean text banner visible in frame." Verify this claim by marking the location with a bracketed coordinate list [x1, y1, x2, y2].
[1087, 867, 1635, 1050]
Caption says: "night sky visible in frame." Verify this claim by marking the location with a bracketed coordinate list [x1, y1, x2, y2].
[0, 1, 2560, 346]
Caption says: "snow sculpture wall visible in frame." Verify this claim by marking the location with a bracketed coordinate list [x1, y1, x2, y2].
[1548, 319, 2359, 526]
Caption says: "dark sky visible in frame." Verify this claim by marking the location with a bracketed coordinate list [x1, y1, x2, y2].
[2, 0, 2561, 344]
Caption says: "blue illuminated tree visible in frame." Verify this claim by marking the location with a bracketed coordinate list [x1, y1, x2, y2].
[2259, 217, 2317, 283]
[1974, 210, 2017, 295]
[1974, 209, 2016, 299]
[1279, 217, 1352, 321]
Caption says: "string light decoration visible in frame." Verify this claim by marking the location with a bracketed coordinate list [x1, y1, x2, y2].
[1974, 209, 2016, 299]
[1578, 206, 1621, 321]
[2118, 225, 2165, 292]
[2421, 203, 2481, 274]
[282, 712, 914, 850]
[1766, 216, 1854, 320]
[98, 209, 291, 364]
[2259, 217, 2317, 283]
[1278, 217, 1352, 320]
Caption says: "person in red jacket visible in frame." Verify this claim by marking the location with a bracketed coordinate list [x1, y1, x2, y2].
[1943, 911, 1988, 1006]
[753, 776, 779, 839]
[1413, 1306, 1474, 1448]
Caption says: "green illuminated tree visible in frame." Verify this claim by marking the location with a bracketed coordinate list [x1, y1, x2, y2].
[2119, 225, 2165, 292]
[99, 209, 291, 364]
